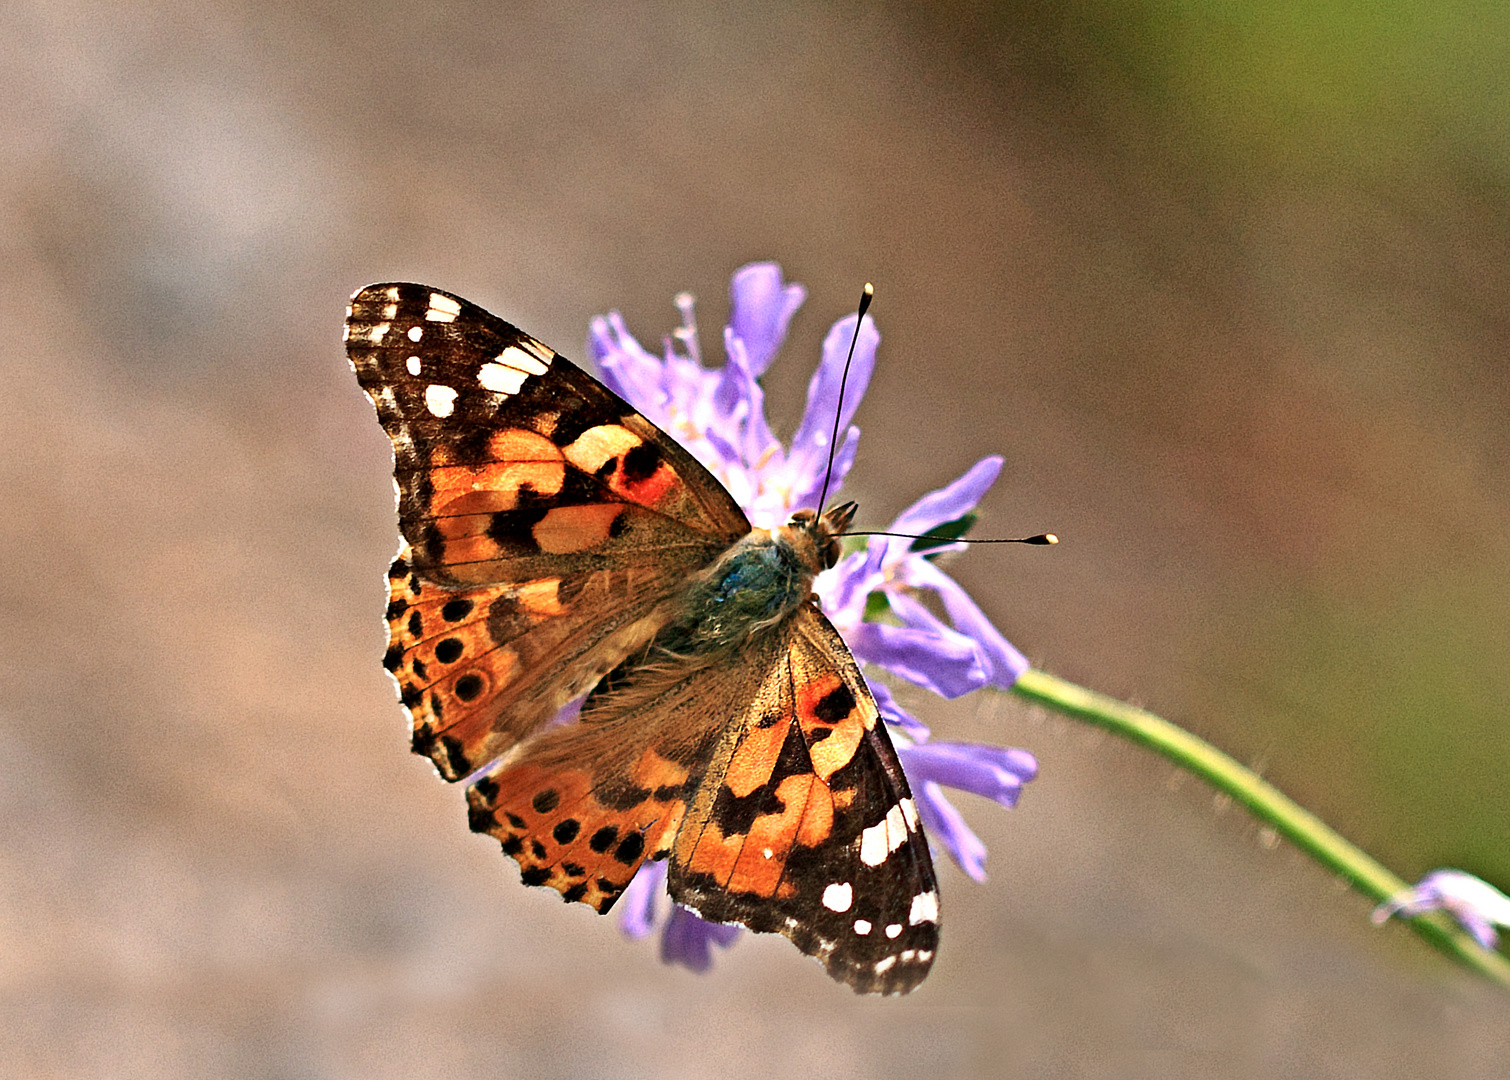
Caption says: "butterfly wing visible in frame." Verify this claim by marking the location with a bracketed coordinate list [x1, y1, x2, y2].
[669, 607, 940, 995]
[463, 604, 939, 994]
[347, 283, 750, 779]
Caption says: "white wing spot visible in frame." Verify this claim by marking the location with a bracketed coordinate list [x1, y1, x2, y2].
[859, 802, 910, 867]
[885, 923, 903, 939]
[853, 919, 872, 935]
[366, 322, 390, 342]
[477, 362, 529, 395]
[874, 955, 897, 974]
[405, 356, 422, 376]
[908, 890, 940, 925]
[497, 343, 552, 375]
[425, 384, 458, 417]
[899, 798, 919, 830]
[821, 882, 853, 913]
[381, 303, 398, 318]
[761, 847, 774, 859]
[426, 293, 462, 321]
[407, 325, 423, 342]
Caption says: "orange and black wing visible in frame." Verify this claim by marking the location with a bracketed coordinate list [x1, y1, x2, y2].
[668, 608, 940, 995]
[346, 283, 750, 779]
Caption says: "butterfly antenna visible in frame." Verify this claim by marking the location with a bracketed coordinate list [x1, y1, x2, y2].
[816, 282, 873, 515]
[847, 530, 1059, 546]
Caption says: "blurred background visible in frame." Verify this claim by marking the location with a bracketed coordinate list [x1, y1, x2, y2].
[4, 0, 1510, 1076]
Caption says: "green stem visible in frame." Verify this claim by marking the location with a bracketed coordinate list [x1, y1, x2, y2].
[1009, 666, 1510, 989]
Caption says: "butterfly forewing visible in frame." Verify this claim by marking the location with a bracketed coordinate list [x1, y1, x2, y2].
[348, 282, 942, 994]
[348, 283, 749, 777]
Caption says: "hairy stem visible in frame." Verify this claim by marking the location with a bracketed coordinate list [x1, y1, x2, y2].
[1009, 666, 1510, 989]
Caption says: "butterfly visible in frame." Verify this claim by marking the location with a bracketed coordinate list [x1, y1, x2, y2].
[346, 282, 939, 994]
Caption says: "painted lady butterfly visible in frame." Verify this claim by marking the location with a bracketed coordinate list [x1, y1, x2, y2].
[346, 283, 939, 994]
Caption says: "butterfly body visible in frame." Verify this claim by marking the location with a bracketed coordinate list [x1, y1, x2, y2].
[347, 282, 939, 993]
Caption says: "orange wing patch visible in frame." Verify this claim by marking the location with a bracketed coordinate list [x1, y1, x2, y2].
[385, 544, 682, 780]
[673, 647, 857, 903]
[466, 740, 693, 911]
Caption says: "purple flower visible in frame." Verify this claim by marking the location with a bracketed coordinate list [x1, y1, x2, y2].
[898, 742, 1038, 881]
[1372, 869, 1510, 950]
[589, 262, 1038, 972]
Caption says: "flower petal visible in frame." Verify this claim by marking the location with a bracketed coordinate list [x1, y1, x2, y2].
[590, 312, 667, 420]
[618, 860, 666, 940]
[1372, 868, 1510, 950]
[720, 329, 779, 465]
[904, 558, 1029, 688]
[659, 905, 742, 972]
[728, 262, 806, 376]
[789, 424, 860, 514]
[867, 679, 931, 742]
[897, 741, 1037, 808]
[843, 617, 986, 698]
[911, 779, 988, 881]
[889, 456, 1003, 540]
[789, 312, 877, 468]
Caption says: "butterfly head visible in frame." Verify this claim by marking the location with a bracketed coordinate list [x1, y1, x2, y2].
[787, 500, 857, 570]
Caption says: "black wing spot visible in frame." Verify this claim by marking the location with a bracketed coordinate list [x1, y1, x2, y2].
[410, 658, 428, 681]
[434, 637, 464, 664]
[710, 783, 786, 837]
[441, 598, 475, 622]
[552, 818, 581, 845]
[532, 788, 561, 814]
[487, 507, 548, 553]
[520, 866, 551, 887]
[813, 684, 856, 723]
[407, 610, 423, 639]
[383, 644, 404, 672]
[614, 831, 645, 864]
[468, 805, 495, 833]
[562, 882, 588, 903]
[454, 673, 484, 701]
[589, 826, 618, 853]
[501, 835, 524, 856]
[621, 442, 661, 483]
